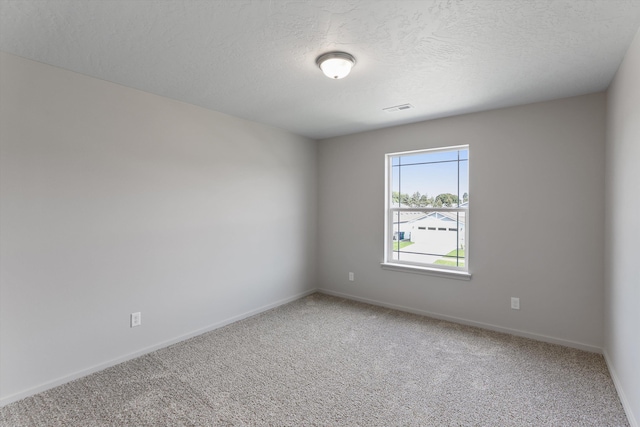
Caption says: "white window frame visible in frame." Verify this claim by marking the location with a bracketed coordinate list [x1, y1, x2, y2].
[381, 145, 471, 280]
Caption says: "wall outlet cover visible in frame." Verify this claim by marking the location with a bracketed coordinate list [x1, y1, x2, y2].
[131, 312, 142, 327]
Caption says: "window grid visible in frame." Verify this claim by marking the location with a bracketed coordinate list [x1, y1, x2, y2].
[386, 146, 469, 272]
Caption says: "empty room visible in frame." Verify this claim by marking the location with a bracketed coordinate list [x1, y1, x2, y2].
[1, 1, 639, 426]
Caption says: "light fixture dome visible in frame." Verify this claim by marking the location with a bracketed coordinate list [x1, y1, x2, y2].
[316, 52, 356, 79]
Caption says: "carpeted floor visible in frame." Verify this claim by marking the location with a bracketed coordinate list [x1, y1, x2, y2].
[0, 293, 629, 426]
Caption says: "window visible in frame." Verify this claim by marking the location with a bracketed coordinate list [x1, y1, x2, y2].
[383, 146, 469, 278]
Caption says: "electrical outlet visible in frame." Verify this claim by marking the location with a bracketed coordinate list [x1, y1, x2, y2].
[348, 272, 354, 282]
[511, 297, 520, 310]
[131, 312, 142, 327]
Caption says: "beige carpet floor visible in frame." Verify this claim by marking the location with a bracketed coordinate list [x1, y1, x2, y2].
[0, 293, 629, 426]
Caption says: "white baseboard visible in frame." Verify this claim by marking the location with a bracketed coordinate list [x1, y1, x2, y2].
[0, 288, 318, 407]
[317, 288, 603, 354]
[603, 349, 638, 427]
[3, 288, 612, 410]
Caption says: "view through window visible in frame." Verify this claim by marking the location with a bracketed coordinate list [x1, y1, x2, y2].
[385, 146, 469, 272]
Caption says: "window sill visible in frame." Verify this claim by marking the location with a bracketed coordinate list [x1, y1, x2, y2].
[380, 262, 472, 281]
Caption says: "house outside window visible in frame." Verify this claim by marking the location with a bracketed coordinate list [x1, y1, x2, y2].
[383, 146, 469, 278]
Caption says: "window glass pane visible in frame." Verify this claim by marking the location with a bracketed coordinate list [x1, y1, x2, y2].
[431, 211, 466, 268]
[458, 158, 469, 204]
[394, 210, 466, 267]
[391, 151, 468, 208]
[391, 218, 414, 262]
[391, 166, 401, 207]
[394, 162, 459, 206]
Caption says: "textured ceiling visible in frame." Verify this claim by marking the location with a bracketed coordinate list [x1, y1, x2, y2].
[1, 0, 640, 139]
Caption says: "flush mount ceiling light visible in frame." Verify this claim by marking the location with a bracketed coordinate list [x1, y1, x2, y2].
[316, 52, 356, 79]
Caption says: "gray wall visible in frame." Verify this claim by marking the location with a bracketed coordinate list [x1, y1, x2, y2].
[605, 29, 640, 427]
[0, 53, 317, 404]
[317, 93, 606, 351]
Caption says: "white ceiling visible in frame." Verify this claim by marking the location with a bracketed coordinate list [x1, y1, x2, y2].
[1, 0, 640, 140]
